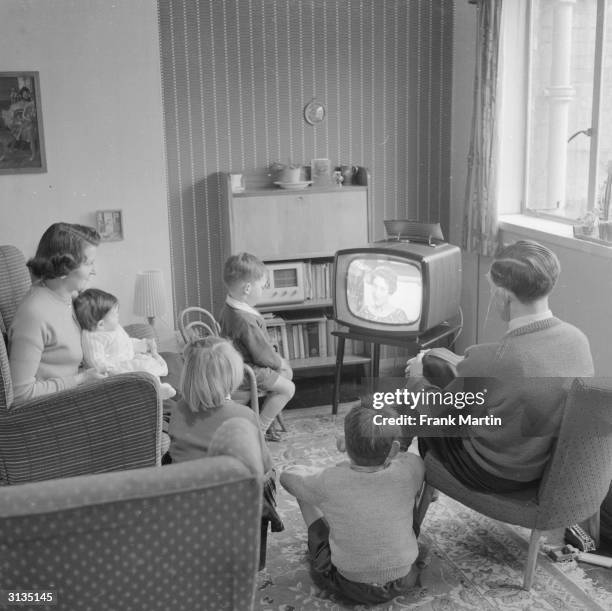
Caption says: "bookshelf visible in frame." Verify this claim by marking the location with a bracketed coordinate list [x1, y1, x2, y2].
[223, 168, 371, 375]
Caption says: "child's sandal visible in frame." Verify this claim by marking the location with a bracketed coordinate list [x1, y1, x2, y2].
[265, 429, 282, 442]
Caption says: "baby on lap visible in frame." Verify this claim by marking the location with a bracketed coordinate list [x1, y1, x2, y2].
[73, 288, 175, 400]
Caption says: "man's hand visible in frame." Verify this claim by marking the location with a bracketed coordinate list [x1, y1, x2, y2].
[405, 350, 428, 377]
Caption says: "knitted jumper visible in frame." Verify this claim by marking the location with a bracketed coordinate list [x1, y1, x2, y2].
[455, 317, 593, 481]
[282, 453, 424, 584]
[169, 398, 272, 470]
[8, 285, 83, 403]
[218, 303, 281, 370]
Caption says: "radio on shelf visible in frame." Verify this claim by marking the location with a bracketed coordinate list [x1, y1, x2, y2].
[259, 261, 306, 306]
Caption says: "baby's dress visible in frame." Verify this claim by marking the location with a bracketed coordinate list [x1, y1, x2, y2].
[81, 326, 174, 398]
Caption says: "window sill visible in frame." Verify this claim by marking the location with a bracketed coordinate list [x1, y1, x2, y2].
[498, 214, 612, 259]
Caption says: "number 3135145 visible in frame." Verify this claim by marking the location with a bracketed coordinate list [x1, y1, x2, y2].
[3, 590, 56, 605]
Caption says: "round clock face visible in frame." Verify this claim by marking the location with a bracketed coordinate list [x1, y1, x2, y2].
[304, 100, 326, 125]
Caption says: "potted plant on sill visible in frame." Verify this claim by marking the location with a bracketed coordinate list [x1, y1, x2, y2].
[573, 207, 612, 244]
[573, 209, 599, 239]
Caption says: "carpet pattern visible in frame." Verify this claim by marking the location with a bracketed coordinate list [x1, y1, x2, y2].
[255, 406, 612, 610]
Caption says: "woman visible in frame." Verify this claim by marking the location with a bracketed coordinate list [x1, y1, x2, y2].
[407, 240, 594, 492]
[8, 222, 106, 403]
[358, 266, 409, 324]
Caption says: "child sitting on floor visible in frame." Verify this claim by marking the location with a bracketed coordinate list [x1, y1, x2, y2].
[218, 252, 295, 441]
[73, 288, 176, 400]
[168, 335, 272, 470]
[280, 403, 427, 606]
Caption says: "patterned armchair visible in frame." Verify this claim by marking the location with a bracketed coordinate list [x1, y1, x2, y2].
[0, 245, 163, 484]
[0, 454, 263, 610]
[421, 377, 612, 590]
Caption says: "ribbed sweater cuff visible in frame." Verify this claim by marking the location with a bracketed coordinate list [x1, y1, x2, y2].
[339, 563, 414, 585]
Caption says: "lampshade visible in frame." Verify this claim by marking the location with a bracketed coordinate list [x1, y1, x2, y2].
[133, 270, 167, 323]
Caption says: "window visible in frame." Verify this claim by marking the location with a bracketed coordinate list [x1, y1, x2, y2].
[524, 0, 612, 222]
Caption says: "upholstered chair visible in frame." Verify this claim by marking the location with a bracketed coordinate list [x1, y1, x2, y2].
[0, 453, 263, 610]
[420, 377, 612, 590]
[0, 245, 163, 484]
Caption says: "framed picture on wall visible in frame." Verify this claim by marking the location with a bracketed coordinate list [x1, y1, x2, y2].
[0, 71, 46, 174]
[96, 210, 124, 242]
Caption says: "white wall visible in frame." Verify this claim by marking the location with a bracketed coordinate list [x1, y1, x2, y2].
[0, 0, 174, 335]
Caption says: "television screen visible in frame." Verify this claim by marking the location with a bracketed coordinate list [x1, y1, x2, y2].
[346, 257, 422, 325]
[334, 240, 462, 336]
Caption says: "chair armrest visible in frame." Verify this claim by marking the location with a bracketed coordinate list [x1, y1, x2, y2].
[0, 456, 257, 516]
[0, 372, 162, 485]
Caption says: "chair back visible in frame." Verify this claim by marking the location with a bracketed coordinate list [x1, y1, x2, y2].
[0, 338, 13, 410]
[0, 455, 262, 610]
[536, 377, 612, 528]
[0, 245, 31, 410]
[178, 306, 220, 343]
[0, 245, 31, 337]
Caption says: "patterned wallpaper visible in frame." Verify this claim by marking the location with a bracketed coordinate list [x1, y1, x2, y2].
[158, 0, 454, 316]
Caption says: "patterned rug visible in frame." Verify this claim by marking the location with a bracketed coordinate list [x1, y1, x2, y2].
[255, 405, 612, 611]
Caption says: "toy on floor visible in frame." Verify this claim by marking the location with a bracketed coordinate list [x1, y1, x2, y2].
[548, 544, 612, 568]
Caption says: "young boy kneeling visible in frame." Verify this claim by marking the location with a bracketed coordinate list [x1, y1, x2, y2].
[280, 404, 426, 605]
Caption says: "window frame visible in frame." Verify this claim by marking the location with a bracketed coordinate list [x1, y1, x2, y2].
[519, 0, 608, 222]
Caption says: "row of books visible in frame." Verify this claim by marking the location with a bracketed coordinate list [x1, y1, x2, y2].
[304, 261, 333, 301]
[266, 316, 365, 361]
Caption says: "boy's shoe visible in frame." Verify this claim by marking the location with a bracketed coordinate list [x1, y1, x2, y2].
[265, 429, 282, 442]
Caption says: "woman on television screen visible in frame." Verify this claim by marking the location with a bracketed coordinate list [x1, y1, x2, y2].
[357, 266, 409, 324]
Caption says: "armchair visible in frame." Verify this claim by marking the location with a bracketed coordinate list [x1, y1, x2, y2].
[0, 454, 263, 610]
[420, 377, 612, 590]
[0, 245, 162, 484]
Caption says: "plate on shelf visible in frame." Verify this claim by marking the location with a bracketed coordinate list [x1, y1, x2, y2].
[274, 181, 312, 190]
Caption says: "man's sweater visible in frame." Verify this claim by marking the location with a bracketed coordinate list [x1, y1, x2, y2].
[453, 318, 593, 481]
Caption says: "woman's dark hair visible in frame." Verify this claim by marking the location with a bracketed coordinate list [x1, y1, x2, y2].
[73, 288, 118, 331]
[27, 222, 100, 280]
[489, 240, 560, 303]
[370, 266, 398, 294]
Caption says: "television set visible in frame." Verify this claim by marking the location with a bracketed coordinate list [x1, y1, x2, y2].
[333, 239, 462, 336]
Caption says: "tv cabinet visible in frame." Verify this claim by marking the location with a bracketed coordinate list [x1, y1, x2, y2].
[223, 168, 371, 375]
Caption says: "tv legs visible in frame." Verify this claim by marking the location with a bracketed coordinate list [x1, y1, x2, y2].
[332, 336, 346, 416]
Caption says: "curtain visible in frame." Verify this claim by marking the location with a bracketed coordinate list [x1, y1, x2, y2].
[462, 0, 503, 257]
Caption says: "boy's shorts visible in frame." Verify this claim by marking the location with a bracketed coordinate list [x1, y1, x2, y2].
[307, 517, 422, 605]
[250, 360, 292, 392]
[252, 365, 280, 391]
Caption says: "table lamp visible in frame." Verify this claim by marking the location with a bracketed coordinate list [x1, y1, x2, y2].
[133, 269, 167, 326]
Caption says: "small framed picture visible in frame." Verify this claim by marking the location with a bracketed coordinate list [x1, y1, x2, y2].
[96, 209, 124, 242]
[311, 158, 332, 186]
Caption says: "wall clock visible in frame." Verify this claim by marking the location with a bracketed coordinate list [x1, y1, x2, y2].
[304, 99, 326, 125]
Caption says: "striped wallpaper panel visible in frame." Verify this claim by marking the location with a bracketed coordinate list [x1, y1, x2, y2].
[158, 0, 454, 318]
